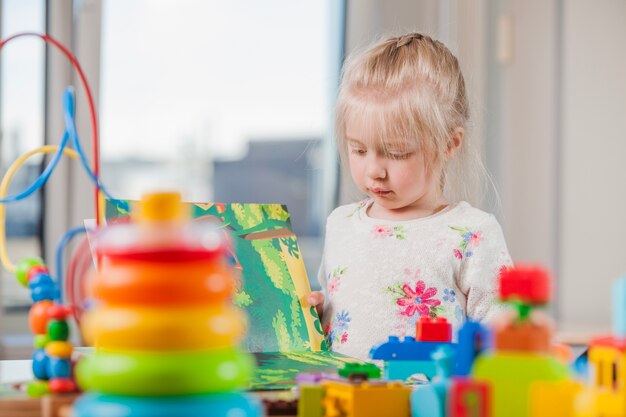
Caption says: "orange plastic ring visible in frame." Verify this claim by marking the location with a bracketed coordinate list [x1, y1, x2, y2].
[90, 258, 234, 305]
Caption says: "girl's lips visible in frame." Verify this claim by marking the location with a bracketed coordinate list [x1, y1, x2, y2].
[370, 188, 392, 196]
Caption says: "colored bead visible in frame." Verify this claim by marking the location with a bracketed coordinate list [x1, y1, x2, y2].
[32, 348, 50, 380]
[29, 300, 53, 335]
[47, 357, 71, 379]
[26, 380, 49, 397]
[46, 341, 73, 358]
[48, 377, 76, 393]
[15, 257, 45, 287]
[48, 319, 70, 341]
[27, 264, 50, 282]
[47, 304, 72, 320]
[28, 272, 53, 289]
[31, 284, 57, 302]
[33, 334, 50, 349]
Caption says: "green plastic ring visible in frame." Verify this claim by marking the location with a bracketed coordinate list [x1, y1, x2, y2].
[76, 348, 254, 396]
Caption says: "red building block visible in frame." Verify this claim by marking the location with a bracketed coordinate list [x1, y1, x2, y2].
[449, 377, 491, 417]
[499, 265, 551, 304]
[416, 317, 452, 342]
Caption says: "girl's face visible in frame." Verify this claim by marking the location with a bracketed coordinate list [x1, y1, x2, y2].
[345, 116, 445, 221]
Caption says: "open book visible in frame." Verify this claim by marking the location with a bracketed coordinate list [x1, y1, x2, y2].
[104, 200, 359, 390]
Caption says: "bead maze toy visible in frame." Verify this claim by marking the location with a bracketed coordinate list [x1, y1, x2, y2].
[0, 32, 263, 417]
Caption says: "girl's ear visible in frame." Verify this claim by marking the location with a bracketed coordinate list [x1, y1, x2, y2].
[447, 127, 464, 158]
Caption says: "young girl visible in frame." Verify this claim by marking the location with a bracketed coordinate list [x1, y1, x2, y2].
[307, 33, 512, 361]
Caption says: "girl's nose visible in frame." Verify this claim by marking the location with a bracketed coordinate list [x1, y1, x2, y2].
[366, 155, 387, 179]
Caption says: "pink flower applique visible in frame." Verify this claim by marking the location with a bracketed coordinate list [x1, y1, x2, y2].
[389, 280, 441, 317]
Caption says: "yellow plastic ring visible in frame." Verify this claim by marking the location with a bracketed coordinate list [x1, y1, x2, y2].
[81, 304, 246, 351]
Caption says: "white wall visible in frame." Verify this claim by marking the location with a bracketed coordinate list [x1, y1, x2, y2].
[560, 1, 626, 329]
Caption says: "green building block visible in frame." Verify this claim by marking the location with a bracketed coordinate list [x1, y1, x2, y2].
[473, 352, 570, 417]
[338, 362, 381, 379]
[298, 384, 324, 417]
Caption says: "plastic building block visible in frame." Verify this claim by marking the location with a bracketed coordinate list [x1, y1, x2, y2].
[585, 343, 626, 415]
[448, 378, 490, 417]
[370, 336, 456, 361]
[338, 362, 381, 379]
[386, 360, 436, 381]
[410, 346, 455, 417]
[499, 265, 551, 305]
[416, 317, 452, 342]
[298, 384, 324, 417]
[528, 380, 582, 417]
[472, 352, 569, 417]
[455, 321, 492, 376]
[411, 384, 445, 417]
[493, 321, 551, 353]
[322, 380, 410, 417]
[613, 276, 626, 338]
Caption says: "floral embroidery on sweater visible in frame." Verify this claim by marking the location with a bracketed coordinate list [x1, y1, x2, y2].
[449, 226, 482, 259]
[347, 200, 368, 217]
[327, 266, 346, 296]
[386, 269, 443, 318]
[324, 310, 351, 349]
[371, 224, 407, 240]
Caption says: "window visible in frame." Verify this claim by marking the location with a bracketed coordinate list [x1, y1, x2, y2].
[0, 0, 45, 309]
[98, 0, 344, 285]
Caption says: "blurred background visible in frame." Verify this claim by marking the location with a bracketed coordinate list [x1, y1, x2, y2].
[0, 0, 624, 358]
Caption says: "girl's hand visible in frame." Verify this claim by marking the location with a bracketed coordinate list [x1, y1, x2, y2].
[307, 291, 325, 319]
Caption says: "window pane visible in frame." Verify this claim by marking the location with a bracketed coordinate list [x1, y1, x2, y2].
[0, 0, 45, 308]
[100, 0, 342, 284]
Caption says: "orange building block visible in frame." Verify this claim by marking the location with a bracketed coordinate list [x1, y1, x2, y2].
[323, 380, 410, 417]
[494, 321, 551, 353]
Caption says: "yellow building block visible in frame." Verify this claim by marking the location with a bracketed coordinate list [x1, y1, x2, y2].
[583, 345, 626, 416]
[322, 380, 410, 417]
[529, 380, 582, 417]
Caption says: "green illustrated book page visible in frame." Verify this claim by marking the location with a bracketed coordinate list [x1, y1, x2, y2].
[251, 350, 361, 391]
[105, 200, 325, 353]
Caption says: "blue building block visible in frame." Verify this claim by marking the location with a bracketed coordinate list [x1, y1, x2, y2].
[455, 321, 492, 376]
[386, 360, 436, 381]
[410, 346, 455, 417]
[370, 336, 456, 361]
[613, 276, 626, 338]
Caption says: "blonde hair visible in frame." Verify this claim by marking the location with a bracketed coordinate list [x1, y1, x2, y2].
[336, 32, 485, 204]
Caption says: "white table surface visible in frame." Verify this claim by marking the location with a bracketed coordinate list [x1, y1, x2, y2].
[0, 359, 32, 384]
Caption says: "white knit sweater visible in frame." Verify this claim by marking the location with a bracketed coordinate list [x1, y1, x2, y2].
[317, 199, 512, 361]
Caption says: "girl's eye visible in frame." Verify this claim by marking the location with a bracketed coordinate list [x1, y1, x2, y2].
[351, 148, 366, 155]
[388, 152, 412, 160]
